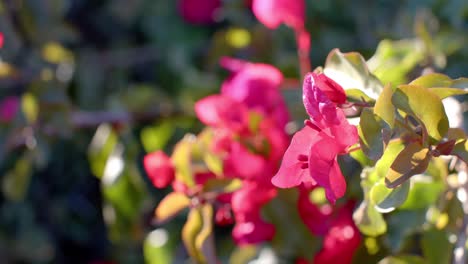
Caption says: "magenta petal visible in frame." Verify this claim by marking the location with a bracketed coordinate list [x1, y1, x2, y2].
[308, 133, 341, 203]
[143, 151, 175, 188]
[252, 0, 282, 29]
[271, 126, 319, 188]
[224, 142, 266, 180]
[329, 110, 359, 150]
[194, 95, 246, 129]
[328, 159, 347, 203]
[232, 218, 275, 245]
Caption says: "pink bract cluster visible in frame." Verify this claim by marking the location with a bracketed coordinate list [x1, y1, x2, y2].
[272, 73, 357, 203]
[0, 96, 20, 123]
[177, 0, 221, 25]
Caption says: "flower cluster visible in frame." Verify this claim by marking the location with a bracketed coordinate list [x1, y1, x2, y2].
[144, 57, 290, 245]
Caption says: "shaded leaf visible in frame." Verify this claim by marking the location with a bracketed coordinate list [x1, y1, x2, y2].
[353, 201, 387, 236]
[359, 108, 386, 160]
[385, 142, 431, 188]
[422, 228, 452, 264]
[370, 180, 410, 213]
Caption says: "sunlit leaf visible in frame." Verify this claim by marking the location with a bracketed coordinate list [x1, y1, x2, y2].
[154, 192, 190, 224]
[392, 85, 448, 142]
[182, 207, 204, 263]
[374, 84, 395, 128]
[370, 180, 410, 213]
[409, 73, 453, 88]
[385, 142, 431, 188]
[195, 205, 216, 264]
[324, 49, 383, 99]
[172, 135, 196, 187]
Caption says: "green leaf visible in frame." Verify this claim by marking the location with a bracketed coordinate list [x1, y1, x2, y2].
[229, 245, 258, 264]
[345, 89, 376, 104]
[378, 255, 425, 264]
[422, 228, 453, 264]
[172, 135, 196, 187]
[154, 192, 190, 224]
[140, 121, 174, 153]
[452, 139, 468, 163]
[409, 73, 453, 88]
[400, 176, 443, 210]
[392, 85, 449, 142]
[374, 84, 395, 128]
[353, 201, 387, 236]
[367, 39, 425, 87]
[324, 49, 384, 99]
[370, 180, 410, 213]
[88, 124, 119, 179]
[144, 228, 173, 264]
[385, 142, 431, 188]
[202, 178, 242, 193]
[429, 87, 468, 99]
[359, 108, 386, 160]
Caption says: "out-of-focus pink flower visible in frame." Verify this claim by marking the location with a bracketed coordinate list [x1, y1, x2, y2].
[272, 74, 357, 203]
[194, 94, 248, 132]
[0, 96, 19, 122]
[306, 73, 347, 105]
[178, 0, 221, 25]
[297, 187, 333, 236]
[252, 0, 305, 31]
[314, 202, 361, 264]
[231, 182, 276, 244]
[220, 57, 289, 129]
[143, 151, 175, 188]
[0, 33, 4, 48]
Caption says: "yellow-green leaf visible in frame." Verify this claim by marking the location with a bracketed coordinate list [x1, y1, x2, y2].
[392, 85, 448, 141]
[353, 201, 387, 236]
[182, 208, 204, 263]
[370, 180, 410, 213]
[385, 142, 431, 188]
[409, 73, 453, 88]
[374, 84, 395, 128]
[154, 192, 190, 224]
[172, 135, 196, 187]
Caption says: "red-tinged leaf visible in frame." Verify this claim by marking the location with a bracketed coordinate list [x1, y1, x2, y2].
[434, 140, 456, 156]
[385, 142, 432, 188]
[154, 192, 190, 224]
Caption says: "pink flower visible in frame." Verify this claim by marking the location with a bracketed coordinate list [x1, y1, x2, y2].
[143, 151, 175, 188]
[231, 182, 276, 244]
[272, 74, 357, 203]
[0, 96, 20, 122]
[297, 186, 333, 235]
[194, 94, 249, 133]
[220, 57, 289, 129]
[252, 0, 305, 31]
[178, 0, 221, 25]
[313, 202, 361, 264]
[306, 73, 346, 104]
[0, 32, 3, 48]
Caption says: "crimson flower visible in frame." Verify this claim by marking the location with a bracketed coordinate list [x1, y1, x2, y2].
[252, 0, 305, 31]
[272, 73, 357, 203]
[143, 151, 175, 188]
[178, 0, 221, 25]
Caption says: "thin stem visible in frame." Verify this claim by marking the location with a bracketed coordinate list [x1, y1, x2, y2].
[295, 29, 311, 78]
